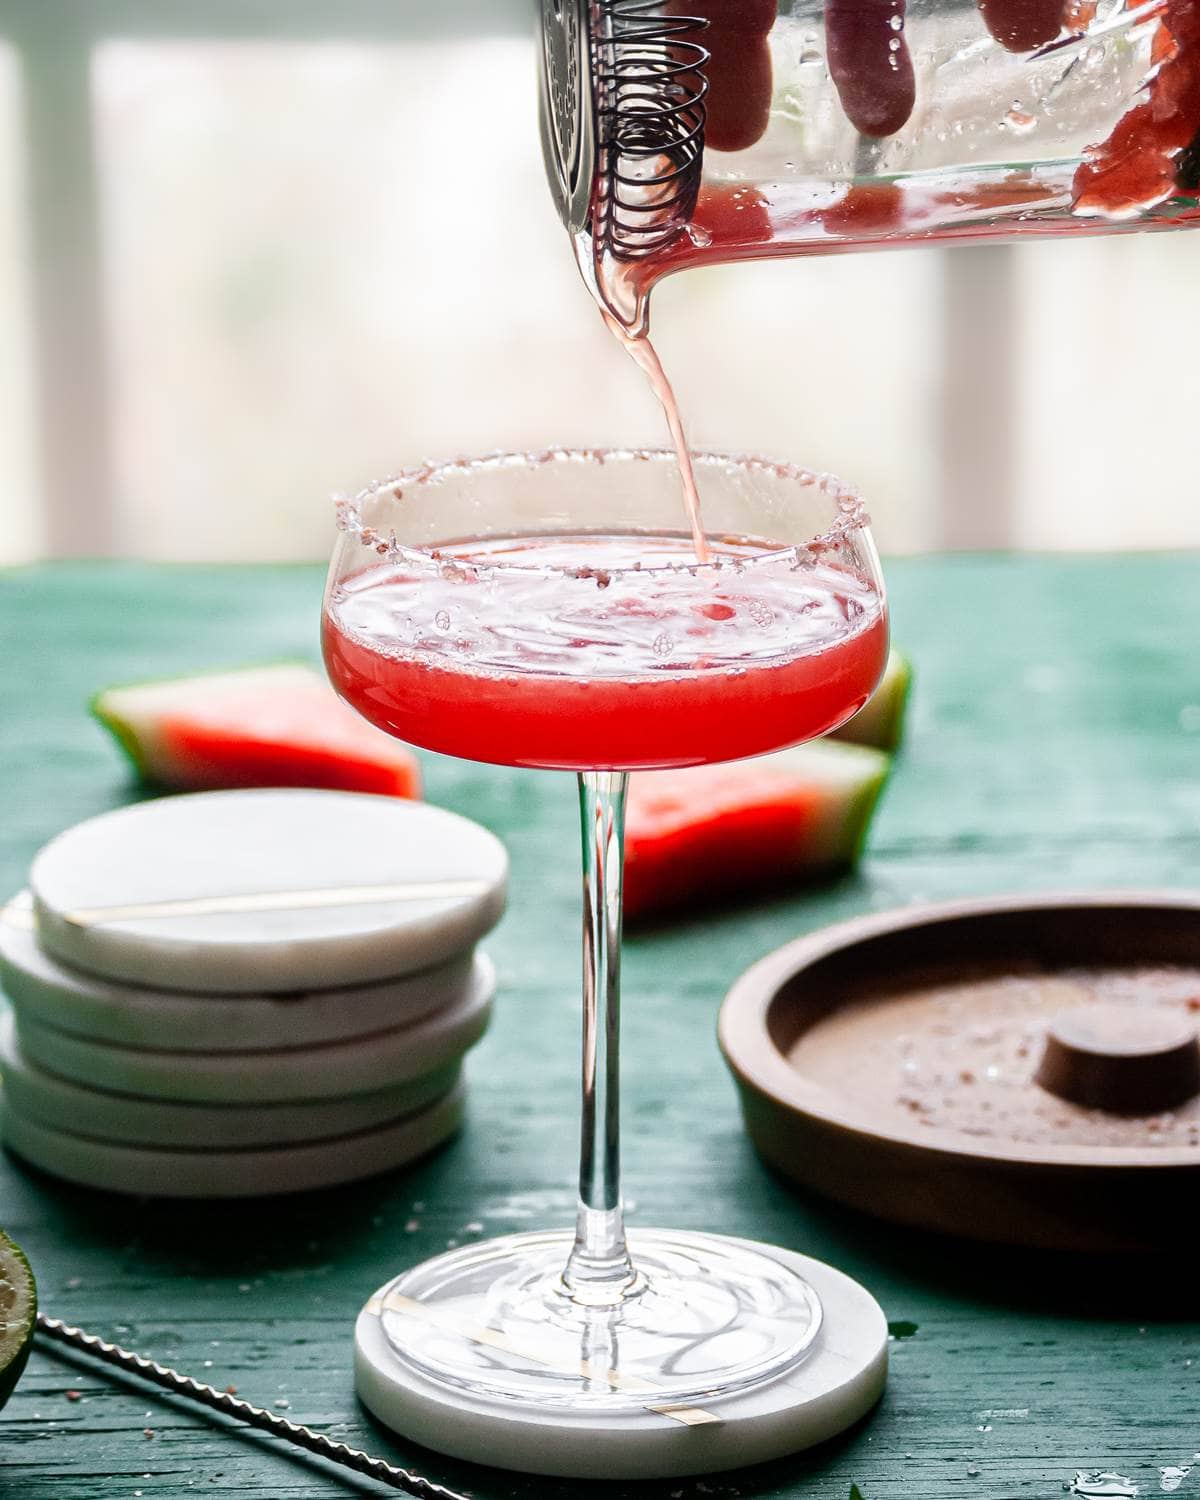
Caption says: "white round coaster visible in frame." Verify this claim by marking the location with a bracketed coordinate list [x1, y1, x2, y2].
[0, 1010, 460, 1147]
[13, 955, 494, 1104]
[1, 1081, 465, 1197]
[1, 892, 478, 1051]
[354, 1231, 887, 1480]
[30, 789, 508, 994]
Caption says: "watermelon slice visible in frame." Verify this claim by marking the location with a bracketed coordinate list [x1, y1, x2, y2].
[92, 665, 422, 799]
[623, 739, 891, 921]
[829, 648, 912, 752]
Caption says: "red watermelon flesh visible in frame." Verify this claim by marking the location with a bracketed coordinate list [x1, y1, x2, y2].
[93, 665, 422, 799]
[623, 739, 891, 921]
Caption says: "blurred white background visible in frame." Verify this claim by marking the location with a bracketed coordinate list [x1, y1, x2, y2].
[1, 0, 1198, 564]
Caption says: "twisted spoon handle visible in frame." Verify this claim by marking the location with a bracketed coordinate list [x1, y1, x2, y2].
[35, 1314, 468, 1500]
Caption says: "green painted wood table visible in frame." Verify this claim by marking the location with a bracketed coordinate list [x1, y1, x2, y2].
[1, 558, 1198, 1500]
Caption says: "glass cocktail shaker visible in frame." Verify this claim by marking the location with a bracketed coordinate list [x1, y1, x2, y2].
[539, 0, 1200, 330]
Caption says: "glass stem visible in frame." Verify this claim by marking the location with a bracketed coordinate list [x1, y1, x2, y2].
[561, 770, 637, 1305]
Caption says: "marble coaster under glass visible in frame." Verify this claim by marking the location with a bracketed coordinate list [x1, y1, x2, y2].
[354, 1230, 887, 1480]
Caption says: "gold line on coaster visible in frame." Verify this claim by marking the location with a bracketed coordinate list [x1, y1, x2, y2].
[62, 880, 492, 927]
[367, 1292, 720, 1427]
[643, 1402, 723, 1426]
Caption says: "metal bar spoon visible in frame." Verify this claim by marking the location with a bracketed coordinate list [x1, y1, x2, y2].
[35, 1313, 469, 1500]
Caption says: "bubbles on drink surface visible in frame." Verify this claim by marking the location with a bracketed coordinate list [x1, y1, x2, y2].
[331, 533, 881, 679]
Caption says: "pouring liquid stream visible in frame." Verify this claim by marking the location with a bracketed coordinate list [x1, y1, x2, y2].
[575, 233, 712, 564]
[601, 311, 712, 566]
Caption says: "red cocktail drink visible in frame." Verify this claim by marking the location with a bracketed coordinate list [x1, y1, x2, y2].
[323, 533, 887, 772]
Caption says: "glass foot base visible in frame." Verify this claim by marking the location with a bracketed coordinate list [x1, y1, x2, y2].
[375, 1227, 822, 1411]
[355, 1231, 889, 1479]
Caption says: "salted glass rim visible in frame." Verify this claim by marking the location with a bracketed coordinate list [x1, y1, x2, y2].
[333, 447, 872, 579]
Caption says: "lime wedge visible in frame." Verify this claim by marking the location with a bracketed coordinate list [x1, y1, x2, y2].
[0, 1229, 36, 1409]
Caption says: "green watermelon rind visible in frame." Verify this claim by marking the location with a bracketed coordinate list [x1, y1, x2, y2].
[829, 648, 913, 753]
[767, 738, 893, 868]
[828, 741, 888, 864]
[90, 661, 317, 784]
[0, 1227, 36, 1412]
[839, 746, 893, 865]
[91, 692, 151, 778]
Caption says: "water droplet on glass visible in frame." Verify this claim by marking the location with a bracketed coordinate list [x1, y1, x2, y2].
[1004, 104, 1037, 134]
[652, 632, 673, 658]
[685, 222, 713, 248]
[1084, 42, 1106, 67]
[799, 32, 822, 64]
[1159, 1466, 1192, 1494]
[434, 610, 451, 632]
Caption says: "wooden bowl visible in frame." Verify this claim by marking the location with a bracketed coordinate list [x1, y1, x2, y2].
[718, 891, 1200, 1252]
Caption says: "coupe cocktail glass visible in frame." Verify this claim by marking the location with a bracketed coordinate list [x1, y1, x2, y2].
[323, 447, 887, 1412]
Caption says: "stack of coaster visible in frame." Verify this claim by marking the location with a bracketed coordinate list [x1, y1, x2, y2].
[0, 789, 507, 1197]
